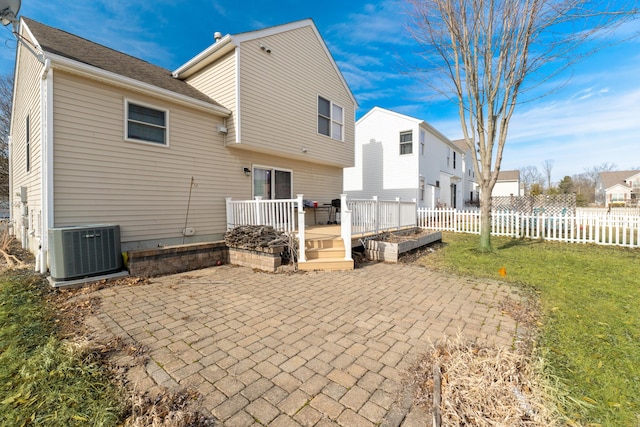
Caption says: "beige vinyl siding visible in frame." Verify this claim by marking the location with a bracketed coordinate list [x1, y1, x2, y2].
[237, 26, 355, 168]
[10, 45, 44, 252]
[52, 71, 343, 248]
[185, 51, 237, 143]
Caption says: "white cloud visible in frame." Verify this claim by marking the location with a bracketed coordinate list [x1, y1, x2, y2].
[211, 2, 228, 18]
[326, 0, 413, 46]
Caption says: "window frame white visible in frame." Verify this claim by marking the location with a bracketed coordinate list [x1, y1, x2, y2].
[124, 99, 169, 147]
[252, 164, 294, 200]
[399, 130, 413, 155]
[317, 95, 343, 141]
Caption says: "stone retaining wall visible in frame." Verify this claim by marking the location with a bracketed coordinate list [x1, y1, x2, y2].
[228, 246, 283, 272]
[127, 242, 228, 277]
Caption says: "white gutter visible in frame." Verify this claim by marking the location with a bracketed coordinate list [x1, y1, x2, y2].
[172, 35, 234, 79]
[45, 52, 231, 117]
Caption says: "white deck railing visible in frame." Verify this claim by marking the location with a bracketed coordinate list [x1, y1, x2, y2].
[348, 196, 417, 235]
[225, 195, 420, 263]
[226, 195, 308, 261]
[225, 196, 301, 233]
[418, 208, 640, 248]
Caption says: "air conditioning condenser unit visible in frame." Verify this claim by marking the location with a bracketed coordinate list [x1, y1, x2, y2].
[49, 224, 123, 283]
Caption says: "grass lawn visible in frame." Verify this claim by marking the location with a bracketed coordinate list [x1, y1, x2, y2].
[418, 232, 640, 426]
[0, 270, 125, 426]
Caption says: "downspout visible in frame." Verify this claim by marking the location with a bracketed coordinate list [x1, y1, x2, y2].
[7, 135, 12, 235]
[38, 58, 52, 273]
[234, 46, 241, 143]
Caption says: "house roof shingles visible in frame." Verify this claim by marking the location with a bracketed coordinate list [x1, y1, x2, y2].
[23, 18, 224, 108]
[599, 170, 640, 189]
[451, 139, 471, 152]
[497, 170, 520, 181]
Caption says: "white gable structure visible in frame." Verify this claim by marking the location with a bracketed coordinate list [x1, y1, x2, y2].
[343, 107, 469, 208]
[491, 170, 522, 197]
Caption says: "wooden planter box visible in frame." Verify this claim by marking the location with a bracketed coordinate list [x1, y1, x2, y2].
[228, 246, 284, 272]
[365, 231, 442, 262]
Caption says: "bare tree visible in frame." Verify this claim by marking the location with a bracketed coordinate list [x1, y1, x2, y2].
[406, 0, 638, 250]
[542, 159, 555, 191]
[0, 74, 12, 202]
[572, 172, 594, 205]
[519, 165, 543, 195]
[583, 162, 617, 186]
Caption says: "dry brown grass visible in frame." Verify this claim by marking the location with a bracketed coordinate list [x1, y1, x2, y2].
[124, 388, 215, 427]
[51, 275, 216, 426]
[405, 335, 560, 426]
[0, 225, 31, 270]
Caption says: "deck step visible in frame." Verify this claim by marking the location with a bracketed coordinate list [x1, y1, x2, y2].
[305, 247, 346, 260]
[297, 258, 354, 271]
[300, 235, 353, 271]
[306, 238, 344, 250]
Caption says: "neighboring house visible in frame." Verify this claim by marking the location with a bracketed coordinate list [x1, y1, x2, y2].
[451, 139, 479, 207]
[491, 170, 522, 197]
[10, 18, 356, 265]
[595, 170, 640, 207]
[343, 107, 464, 208]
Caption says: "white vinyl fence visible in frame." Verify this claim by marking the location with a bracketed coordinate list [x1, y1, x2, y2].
[418, 208, 640, 248]
[577, 207, 640, 216]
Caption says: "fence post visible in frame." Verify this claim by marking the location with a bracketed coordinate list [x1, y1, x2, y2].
[296, 194, 306, 262]
[454, 208, 458, 233]
[341, 194, 352, 261]
[412, 199, 417, 228]
[225, 197, 233, 230]
[373, 196, 379, 234]
[395, 197, 401, 230]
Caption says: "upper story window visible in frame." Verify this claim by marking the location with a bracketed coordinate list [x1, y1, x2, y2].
[400, 131, 413, 155]
[453, 151, 457, 169]
[318, 96, 343, 141]
[126, 100, 168, 145]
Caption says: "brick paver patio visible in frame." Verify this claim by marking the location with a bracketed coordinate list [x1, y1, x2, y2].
[88, 262, 522, 426]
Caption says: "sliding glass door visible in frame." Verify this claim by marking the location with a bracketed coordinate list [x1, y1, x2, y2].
[253, 167, 292, 199]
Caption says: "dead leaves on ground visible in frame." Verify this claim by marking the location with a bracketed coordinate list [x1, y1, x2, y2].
[405, 336, 560, 426]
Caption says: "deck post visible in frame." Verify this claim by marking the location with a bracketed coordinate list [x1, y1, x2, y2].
[296, 194, 306, 262]
[372, 196, 379, 234]
[225, 197, 233, 230]
[254, 196, 263, 225]
[341, 194, 352, 261]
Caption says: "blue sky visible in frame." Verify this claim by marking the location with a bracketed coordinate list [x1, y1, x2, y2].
[1, 0, 639, 182]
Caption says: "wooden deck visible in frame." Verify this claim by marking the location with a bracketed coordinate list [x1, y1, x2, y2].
[299, 225, 421, 271]
[305, 224, 414, 247]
